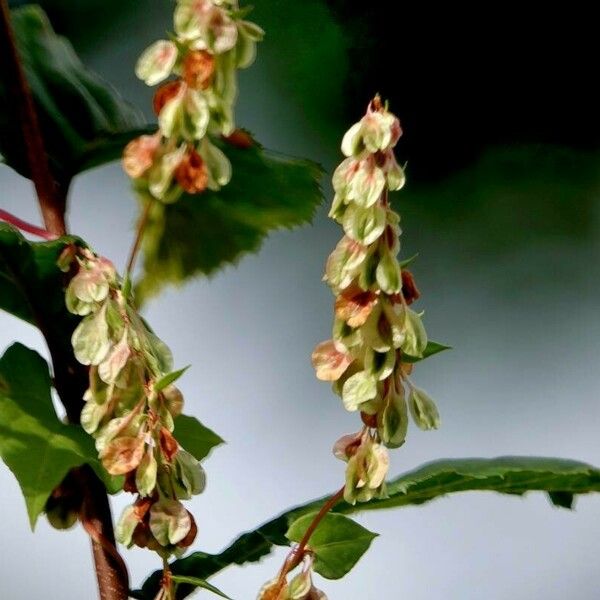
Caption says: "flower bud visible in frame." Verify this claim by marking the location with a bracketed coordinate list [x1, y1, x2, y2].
[149, 499, 192, 547]
[341, 370, 378, 412]
[163, 384, 184, 417]
[136, 40, 178, 86]
[377, 380, 408, 448]
[343, 436, 389, 504]
[159, 426, 179, 461]
[334, 284, 377, 328]
[408, 386, 440, 430]
[400, 269, 420, 305]
[342, 203, 386, 246]
[123, 133, 162, 178]
[136, 450, 158, 497]
[153, 80, 185, 116]
[183, 50, 215, 89]
[174, 147, 209, 194]
[332, 431, 363, 461]
[400, 308, 428, 358]
[177, 510, 198, 548]
[311, 340, 352, 382]
[101, 435, 146, 475]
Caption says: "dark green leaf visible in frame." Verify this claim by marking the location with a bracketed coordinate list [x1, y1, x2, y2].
[137, 456, 600, 598]
[403, 340, 451, 363]
[0, 343, 120, 528]
[0, 222, 81, 358]
[171, 576, 232, 599]
[286, 512, 377, 580]
[174, 414, 224, 461]
[155, 366, 190, 392]
[1, 5, 146, 180]
[136, 141, 323, 301]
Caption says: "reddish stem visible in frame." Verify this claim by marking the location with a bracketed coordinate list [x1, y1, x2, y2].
[0, 3, 129, 598]
[275, 487, 345, 592]
[0, 0, 67, 236]
[0, 208, 58, 240]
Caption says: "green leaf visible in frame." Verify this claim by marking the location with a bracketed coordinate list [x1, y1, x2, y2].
[171, 576, 232, 600]
[174, 414, 224, 461]
[136, 141, 323, 302]
[0, 222, 75, 325]
[0, 224, 94, 403]
[402, 340, 451, 363]
[155, 366, 190, 392]
[286, 513, 377, 580]
[399, 253, 419, 269]
[1, 5, 146, 180]
[137, 456, 600, 598]
[0, 343, 120, 528]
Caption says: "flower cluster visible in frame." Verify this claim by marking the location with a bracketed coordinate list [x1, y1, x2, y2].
[312, 98, 441, 504]
[64, 248, 205, 557]
[123, 0, 263, 202]
[258, 555, 327, 600]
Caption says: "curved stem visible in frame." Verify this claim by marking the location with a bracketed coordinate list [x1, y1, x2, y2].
[0, 208, 58, 240]
[125, 198, 153, 277]
[275, 486, 345, 592]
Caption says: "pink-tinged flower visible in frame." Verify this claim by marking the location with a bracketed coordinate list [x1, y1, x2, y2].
[135, 40, 178, 86]
[332, 431, 363, 461]
[122, 134, 162, 179]
[341, 100, 403, 157]
[311, 340, 353, 381]
[335, 284, 378, 327]
[174, 146, 209, 194]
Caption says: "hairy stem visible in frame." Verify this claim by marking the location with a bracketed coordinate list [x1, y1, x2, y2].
[0, 3, 129, 598]
[0, 0, 67, 236]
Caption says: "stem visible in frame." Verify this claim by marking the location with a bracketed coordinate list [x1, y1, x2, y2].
[0, 0, 67, 236]
[125, 198, 153, 277]
[275, 487, 345, 592]
[0, 208, 58, 240]
[0, 3, 129, 597]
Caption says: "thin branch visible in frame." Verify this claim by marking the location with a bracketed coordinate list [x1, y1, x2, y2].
[126, 197, 153, 276]
[0, 0, 66, 236]
[0, 208, 58, 240]
[275, 486, 345, 592]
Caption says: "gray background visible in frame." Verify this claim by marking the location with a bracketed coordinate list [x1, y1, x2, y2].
[1, 1, 600, 598]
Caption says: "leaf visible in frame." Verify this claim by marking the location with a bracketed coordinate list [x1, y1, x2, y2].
[174, 414, 224, 461]
[155, 366, 190, 392]
[402, 340, 451, 363]
[136, 141, 323, 301]
[171, 576, 232, 600]
[0, 343, 120, 528]
[0, 222, 75, 325]
[0, 5, 147, 180]
[137, 456, 600, 598]
[286, 512, 377, 580]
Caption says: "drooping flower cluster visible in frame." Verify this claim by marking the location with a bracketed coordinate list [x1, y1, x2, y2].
[123, 0, 263, 201]
[312, 97, 441, 504]
[64, 248, 205, 557]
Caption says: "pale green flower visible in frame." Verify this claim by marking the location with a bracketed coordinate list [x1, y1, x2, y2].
[136, 40, 178, 86]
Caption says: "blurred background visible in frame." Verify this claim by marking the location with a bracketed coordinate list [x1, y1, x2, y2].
[1, 1, 600, 598]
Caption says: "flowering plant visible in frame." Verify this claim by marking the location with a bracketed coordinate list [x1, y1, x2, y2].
[0, 2, 599, 600]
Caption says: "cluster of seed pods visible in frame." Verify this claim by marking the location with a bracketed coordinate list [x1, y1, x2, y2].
[123, 0, 263, 201]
